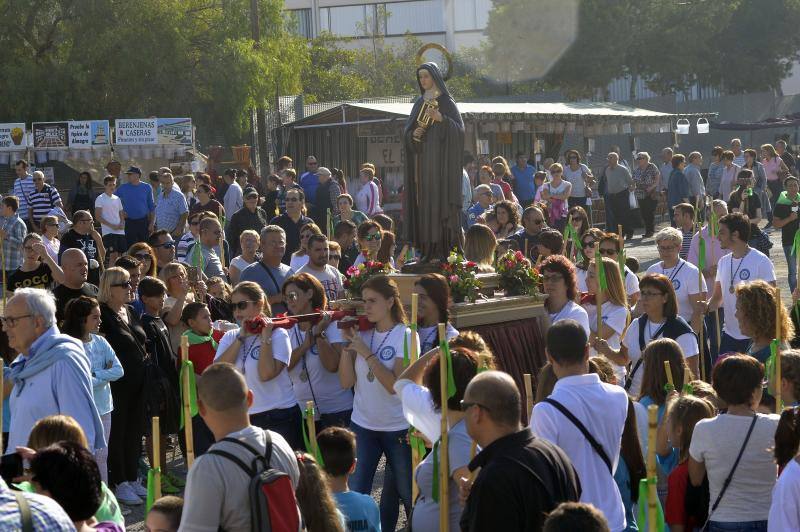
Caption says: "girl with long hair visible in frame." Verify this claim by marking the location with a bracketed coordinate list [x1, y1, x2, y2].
[67, 171, 98, 218]
[127, 242, 157, 277]
[295, 452, 345, 532]
[414, 273, 458, 353]
[338, 275, 416, 531]
[493, 200, 520, 239]
[290, 222, 322, 272]
[735, 280, 794, 364]
[540, 255, 589, 334]
[283, 273, 353, 430]
[583, 255, 629, 382]
[215, 281, 303, 449]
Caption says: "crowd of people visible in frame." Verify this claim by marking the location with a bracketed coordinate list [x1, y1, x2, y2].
[2, 137, 800, 531]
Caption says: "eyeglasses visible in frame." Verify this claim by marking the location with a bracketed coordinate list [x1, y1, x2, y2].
[365, 233, 382, 242]
[112, 280, 132, 288]
[286, 292, 300, 301]
[45, 222, 59, 227]
[460, 400, 490, 412]
[657, 245, 677, 252]
[598, 248, 617, 256]
[581, 240, 596, 248]
[0, 314, 31, 328]
[640, 290, 664, 298]
[231, 300, 258, 310]
[155, 241, 175, 249]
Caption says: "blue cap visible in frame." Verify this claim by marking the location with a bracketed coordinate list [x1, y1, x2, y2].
[125, 166, 142, 175]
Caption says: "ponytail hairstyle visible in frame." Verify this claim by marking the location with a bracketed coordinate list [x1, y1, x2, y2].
[665, 395, 715, 462]
[361, 275, 407, 325]
[775, 407, 800, 471]
[295, 452, 344, 532]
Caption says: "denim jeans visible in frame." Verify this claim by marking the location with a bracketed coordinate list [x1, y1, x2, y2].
[706, 308, 725, 362]
[707, 520, 767, 532]
[317, 409, 353, 432]
[250, 405, 303, 450]
[350, 422, 412, 531]
[784, 244, 798, 293]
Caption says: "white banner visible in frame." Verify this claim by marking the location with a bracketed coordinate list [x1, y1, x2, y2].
[115, 119, 158, 145]
[69, 120, 111, 148]
[0, 123, 26, 151]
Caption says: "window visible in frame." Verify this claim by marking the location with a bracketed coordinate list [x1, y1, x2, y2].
[385, 0, 444, 35]
[320, 5, 370, 37]
[286, 9, 313, 38]
[454, 0, 492, 31]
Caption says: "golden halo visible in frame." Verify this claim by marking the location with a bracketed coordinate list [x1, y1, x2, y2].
[415, 43, 453, 81]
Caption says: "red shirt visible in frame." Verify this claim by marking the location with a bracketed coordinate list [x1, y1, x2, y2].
[665, 461, 698, 529]
[178, 330, 225, 375]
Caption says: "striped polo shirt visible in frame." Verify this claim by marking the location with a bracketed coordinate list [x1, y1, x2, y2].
[29, 183, 62, 223]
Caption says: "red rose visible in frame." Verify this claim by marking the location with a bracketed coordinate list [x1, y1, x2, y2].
[514, 251, 525, 260]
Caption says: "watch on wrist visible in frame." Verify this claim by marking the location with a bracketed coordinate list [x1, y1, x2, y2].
[318, 330, 327, 340]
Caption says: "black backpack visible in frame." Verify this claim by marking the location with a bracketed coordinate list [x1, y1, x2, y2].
[208, 432, 300, 532]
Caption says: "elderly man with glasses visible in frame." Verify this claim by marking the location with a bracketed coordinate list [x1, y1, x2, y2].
[4, 287, 104, 454]
[510, 205, 548, 261]
[58, 210, 105, 286]
[240, 225, 294, 314]
[27, 170, 63, 232]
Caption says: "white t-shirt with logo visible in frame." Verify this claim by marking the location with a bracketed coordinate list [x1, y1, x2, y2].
[215, 326, 297, 414]
[622, 316, 700, 397]
[646, 259, 707, 322]
[623, 265, 640, 297]
[351, 324, 419, 432]
[715, 248, 776, 339]
[417, 323, 459, 355]
[548, 300, 590, 337]
[94, 193, 125, 236]
[583, 301, 629, 383]
[286, 321, 353, 415]
[296, 263, 344, 302]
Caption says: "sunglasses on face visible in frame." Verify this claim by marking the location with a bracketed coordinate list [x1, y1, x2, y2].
[231, 300, 258, 310]
[155, 241, 175, 249]
[112, 280, 132, 288]
[365, 233, 382, 242]
[135, 253, 151, 261]
[45, 222, 58, 227]
[598, 248, 617, 256]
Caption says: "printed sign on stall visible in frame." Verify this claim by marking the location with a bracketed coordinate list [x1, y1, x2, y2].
[157, 118, 192, 145]
[69, 120, 111, 148]
[115, 119, 158, 145]
[0, 123, 26, 151]
[33, 122, 69, 149]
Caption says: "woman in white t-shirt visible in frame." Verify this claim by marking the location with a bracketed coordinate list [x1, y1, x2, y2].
[540, 255, 590, 336]
[355, 167, 383, 217]
[414, 273, 458, 354]
[229, 229, 259, 285]
[620, 274, 699, 397]
[563, 149, 594, 207]
[583, 255, 630, 383]
[289, 222, 321, 272]
[215, 281, 302, 449]
[575, 228, 604, 293]
[598, 233, 640, 306]
[282, 273, 353, 430]
[338, 275, 417, 530]
[352, 220, 385, 268]
[689, 354, 779, 530]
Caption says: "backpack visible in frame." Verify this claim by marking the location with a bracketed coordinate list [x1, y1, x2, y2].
[208, 432, 300, 532]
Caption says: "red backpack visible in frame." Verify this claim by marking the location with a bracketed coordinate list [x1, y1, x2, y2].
[208, 431, 299, 532]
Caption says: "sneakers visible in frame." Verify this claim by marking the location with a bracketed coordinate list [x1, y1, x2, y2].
[161, 475, 182, 494]
[115, 482, 143, 506]
[164, 470, 186, 488]
[129, 479, 148, 498]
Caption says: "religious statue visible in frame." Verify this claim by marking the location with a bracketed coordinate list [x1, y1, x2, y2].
[402, 62, 465, 271]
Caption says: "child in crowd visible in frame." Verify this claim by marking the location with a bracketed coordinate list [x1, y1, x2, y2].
[146, 496, 184, 532]
[295, 452, 347, 531]
[206, 276, 232, 302]
[773, 351, 800, 473]
[179, 301, 224, 456]
[317, 426, 381, 532]
[662, 395, 716, 531]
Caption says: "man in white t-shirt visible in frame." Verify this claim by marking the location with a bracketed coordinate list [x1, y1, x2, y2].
[297, 234, 343, 302]
[530, 319, 628, 532]
[707, 212, 776, 356]
[222, 169, 243, 223]
[94, 175, 127, 264]
[181, 362, 300, 531]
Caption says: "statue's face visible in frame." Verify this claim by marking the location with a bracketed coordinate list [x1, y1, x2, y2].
[418, 69, 435, 91]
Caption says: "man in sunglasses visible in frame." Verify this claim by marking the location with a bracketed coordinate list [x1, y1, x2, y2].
[147, 230, 176, 274]
[299, 155, 320, 210]
[269, 188, 313, 264]
[460, 369, 580, 531]
[58, 210, 104, 286]
[510, 206, 548, 261]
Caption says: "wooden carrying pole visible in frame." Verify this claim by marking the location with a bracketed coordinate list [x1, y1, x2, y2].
[305, 400, 319, 457]
[776, 288, 783, 413]
[438, 323, 450, 532]
[709, 222, 722, 352]
[218, 234, 226, 268]
[697, 224, 706, 381]
[180, 336, 195, 467]
[524, 373, 533, 424]
[647, 404, 658, 532]
[152, 416, 162, 501]
[410, 293, 421, 501]
[595, 256, 604, 335]
[663, 360, 674, 388]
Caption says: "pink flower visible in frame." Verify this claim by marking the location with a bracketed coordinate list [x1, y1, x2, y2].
[449, 275, 458, 283]
[505, 260, 514, 269]
[514, 251, 525, 261]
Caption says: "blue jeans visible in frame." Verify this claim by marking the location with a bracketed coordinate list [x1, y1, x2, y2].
[350, 422, 412, 531]
[718, 332, 751, 358]
[250, 405, 303, 450]
[784, 244, 798, 293]
[317, 409, 352, 432]
[125, 216, 150, 249]
[706, 308, 725, 362]
[708, 520, 767, 532]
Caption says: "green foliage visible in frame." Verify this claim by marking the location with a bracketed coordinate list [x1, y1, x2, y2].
[0, 0, 308, 145]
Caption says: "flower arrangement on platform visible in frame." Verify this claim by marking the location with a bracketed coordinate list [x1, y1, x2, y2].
[496, 250, 540, 297]
[344, 260, 393, 298]
[441, 249, 481, 303]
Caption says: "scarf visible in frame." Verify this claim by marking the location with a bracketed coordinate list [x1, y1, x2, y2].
[776, 190, 800, 206]
[182, 329, 218, 350]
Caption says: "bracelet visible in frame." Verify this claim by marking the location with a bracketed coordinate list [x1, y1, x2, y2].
[366, 354, 375, 362]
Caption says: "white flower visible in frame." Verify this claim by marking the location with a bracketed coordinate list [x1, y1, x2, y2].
[447, 253, 458, 264]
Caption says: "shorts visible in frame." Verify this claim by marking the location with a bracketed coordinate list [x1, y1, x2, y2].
[102, 233, 128, 254]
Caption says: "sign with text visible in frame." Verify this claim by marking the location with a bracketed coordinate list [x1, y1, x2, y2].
[157, 118, 192, 145]
[33, 122, 68, 149]
[0, 123, 26, 151]
[68, 120, 111, 148]
[366, 135, 405, 168]
[115, 118, 158, 144]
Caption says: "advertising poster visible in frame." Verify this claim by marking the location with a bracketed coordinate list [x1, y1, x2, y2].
[115, 118, 158, 144]
[33, 122, 69, 149]
[0, 123, 26, 151]
[69, 120, 111, 148]
[157, 118, 192, 145]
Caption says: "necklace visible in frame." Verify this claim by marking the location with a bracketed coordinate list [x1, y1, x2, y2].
[368, 325, 397, 382]
[240, 336, 260, 375]
[729, 249, 751, 293]
[293, 326, 311, 382]
[421, 326, 438, 351]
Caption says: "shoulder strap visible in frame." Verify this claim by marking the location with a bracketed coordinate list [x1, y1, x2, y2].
[207, 448, 255, 476]
[638, 314, 648, 352]
[542, 397, 613, 475]
[708, 415, 758, 516]
[13, 490, 33, 532]
[258, 261, 281, 292]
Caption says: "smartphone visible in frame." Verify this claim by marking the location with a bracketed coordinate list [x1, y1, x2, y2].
[187, 266, 199, 284]
[0, 453, 23, 484]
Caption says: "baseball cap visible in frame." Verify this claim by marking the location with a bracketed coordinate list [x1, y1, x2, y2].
[125, 166, 142, 175]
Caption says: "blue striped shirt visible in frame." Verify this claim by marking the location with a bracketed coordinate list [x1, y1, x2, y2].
[155, 188, 189, 232]
[11, 174, 35, 219]
[0, 478, 74, 531]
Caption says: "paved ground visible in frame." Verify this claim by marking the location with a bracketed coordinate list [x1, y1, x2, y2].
[124, 218, 790, 531]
